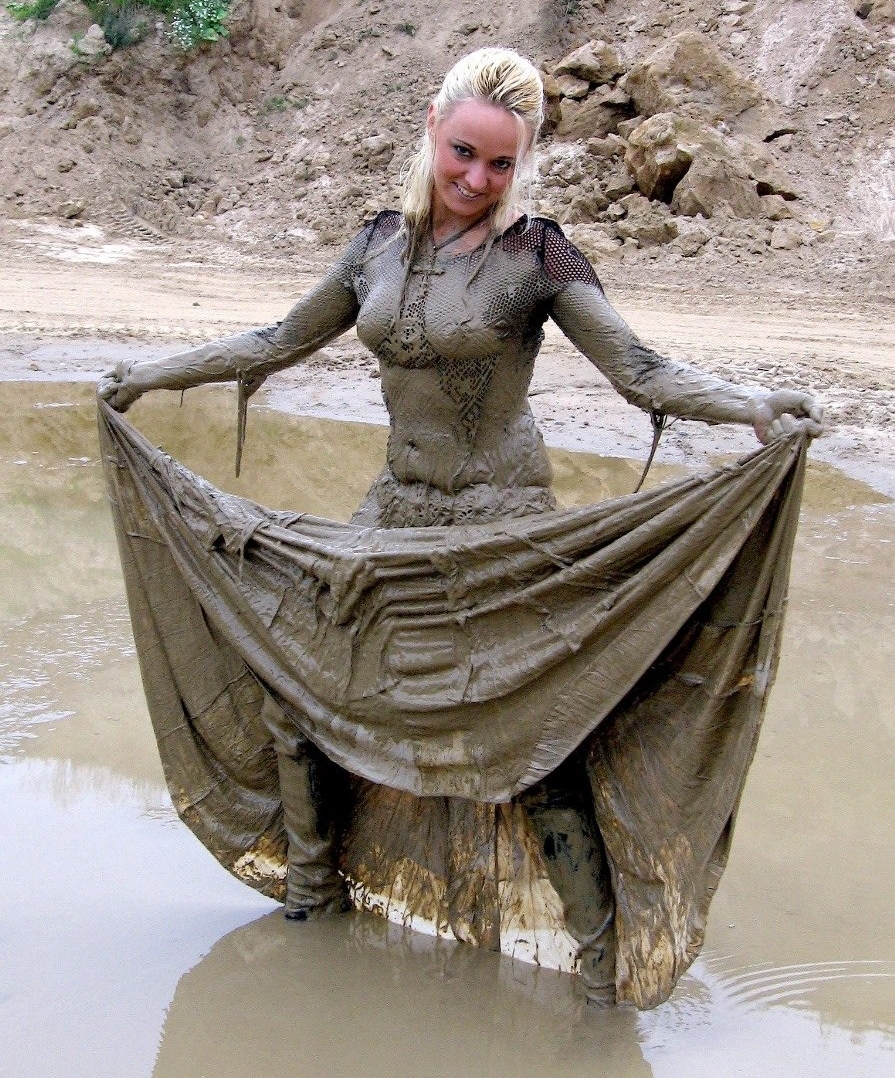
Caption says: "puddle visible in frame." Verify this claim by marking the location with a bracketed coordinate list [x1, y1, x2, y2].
[1, 383, 893, 1078]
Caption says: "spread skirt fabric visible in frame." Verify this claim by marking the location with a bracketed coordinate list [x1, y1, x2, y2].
[98, 399, 807, 1007]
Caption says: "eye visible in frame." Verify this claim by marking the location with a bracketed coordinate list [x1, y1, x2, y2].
[492, 159, 514, 173]
[453, 143, 472, 158]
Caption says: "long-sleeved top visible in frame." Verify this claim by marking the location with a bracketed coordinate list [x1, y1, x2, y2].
[123, 212, 759, 525]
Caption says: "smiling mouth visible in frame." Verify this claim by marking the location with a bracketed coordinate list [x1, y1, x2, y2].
[454, 184, 483, 200]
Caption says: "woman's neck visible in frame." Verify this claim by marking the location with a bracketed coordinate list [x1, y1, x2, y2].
[430, 208, 493, 251]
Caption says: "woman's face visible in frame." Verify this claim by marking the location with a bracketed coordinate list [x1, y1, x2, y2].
[427, 98, 523, 226]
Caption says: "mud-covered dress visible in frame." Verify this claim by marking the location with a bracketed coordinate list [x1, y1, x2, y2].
[99, 211, 808, 1008]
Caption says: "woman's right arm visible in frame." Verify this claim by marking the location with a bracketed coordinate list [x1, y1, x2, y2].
[98, 226, 372, 412]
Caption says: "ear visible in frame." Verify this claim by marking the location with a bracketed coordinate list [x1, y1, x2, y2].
[426, 102, 436, 138]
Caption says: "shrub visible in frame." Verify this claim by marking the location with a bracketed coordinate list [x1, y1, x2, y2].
[85, 0, 148, 48]
[6, 0, 59, 21]
[169, 0, 229, 49]
[6, 0, 231, 51]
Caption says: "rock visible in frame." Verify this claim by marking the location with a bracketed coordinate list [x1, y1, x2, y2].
[602, 164, 635, 201]
[63, 96, 102, 128]
[614, 193, 679, 245]
[769, 223, 804, 250]
[672, 155, 764, 219]
[120, 116, 141, 145]
[540, 144, 587, 186]
[560, 186, 610, 224]
[540, 71, 563, 133]
[670, 223, 712, 257]
[740, 140, 800, 200]
[44, 0, 94, 35]
[565, 223, 624, 262]
[586, 134, 627, 159]
[854, 0, 895, 24]
[355, 134, 394, 166]
[58, 199, 84, 219]
[19, 39, 79, 96]
[616, 116, 645, 139]
[541, 71, 562, 100]
[556, 94, 633, 140]
[625, 113, 695, 202]
[74, 24, 111, 61]
[623, 32, 764, 124]
[622, 112, 798, 220]
[760, 194, 794, 221]
[595, 84, 632, 108]
[553, 40, 623, 86]
[556, 74, 590, 100]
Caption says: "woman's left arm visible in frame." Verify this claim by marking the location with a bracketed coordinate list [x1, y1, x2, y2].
[550, 278, 823, 445]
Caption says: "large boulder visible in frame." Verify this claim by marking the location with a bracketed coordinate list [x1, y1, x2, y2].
[854, 0, 895, 24]
[556, 85, 634, 140]
[671, 155, 765, 219]
[624, 112, 799, 218]
[565, 223, 624, 263]
[624, 113, 696, 202]
[623, 32, 764, 124]
[613, 193, 679, 246]
[553, 40, 623, 86]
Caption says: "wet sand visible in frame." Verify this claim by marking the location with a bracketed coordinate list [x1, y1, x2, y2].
[2, 385, 893, 1078]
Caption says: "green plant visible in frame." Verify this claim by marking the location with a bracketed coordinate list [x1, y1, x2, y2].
[7, 0, 231, 52]
[394, 20, 415, 36]
[169, 0, 229, 48]
[85, 0, 148, 48]
[6, 0, 59, 21]
[261, 94, 311, 114]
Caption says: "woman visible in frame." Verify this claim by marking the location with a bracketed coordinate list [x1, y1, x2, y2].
[99, 47, 822, 1006]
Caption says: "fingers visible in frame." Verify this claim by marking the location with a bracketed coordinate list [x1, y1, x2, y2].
[753, 389, 825, 444]
[763, 413, 824, 443]
[96, 372, 138, 412]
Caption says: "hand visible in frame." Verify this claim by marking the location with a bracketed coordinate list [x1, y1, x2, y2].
[97, 361, 143, 413]
[751, 389, 824, 445]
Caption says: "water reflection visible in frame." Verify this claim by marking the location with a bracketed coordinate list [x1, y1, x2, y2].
[0, 757, 275, 1078]
[152, 913, 651, 1078]
[638, 954, 895, 1077]
[1, 382, 893, 1078]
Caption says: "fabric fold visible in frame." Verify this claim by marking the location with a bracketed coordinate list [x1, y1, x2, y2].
[99, 398, 806, 1007]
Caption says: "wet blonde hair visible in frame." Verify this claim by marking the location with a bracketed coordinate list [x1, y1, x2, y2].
[400, 47, 545, 261]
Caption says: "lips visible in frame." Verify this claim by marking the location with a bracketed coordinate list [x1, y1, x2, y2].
[454, 183, 483, 201]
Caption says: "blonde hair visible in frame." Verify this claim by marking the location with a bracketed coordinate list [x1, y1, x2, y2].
[400, 47, 545, 262]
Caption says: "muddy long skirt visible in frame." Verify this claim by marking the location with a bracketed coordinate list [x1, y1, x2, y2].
[98, 400, 807, 1009]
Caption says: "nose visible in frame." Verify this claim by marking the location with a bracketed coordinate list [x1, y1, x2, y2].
[463, 160, 488, 192]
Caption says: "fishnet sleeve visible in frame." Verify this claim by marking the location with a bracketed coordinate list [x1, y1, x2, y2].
[542, 223, 759, 426]
[123, 217, 389, 397]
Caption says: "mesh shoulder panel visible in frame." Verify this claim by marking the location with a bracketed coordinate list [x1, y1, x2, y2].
[502, 217, 603, 292]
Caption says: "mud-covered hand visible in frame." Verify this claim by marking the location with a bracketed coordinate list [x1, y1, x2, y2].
[751, 389, 824, 445]
[97, 361, 144, 413]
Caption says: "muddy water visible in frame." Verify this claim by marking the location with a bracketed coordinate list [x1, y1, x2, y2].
[2, 383, 893, 1078]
